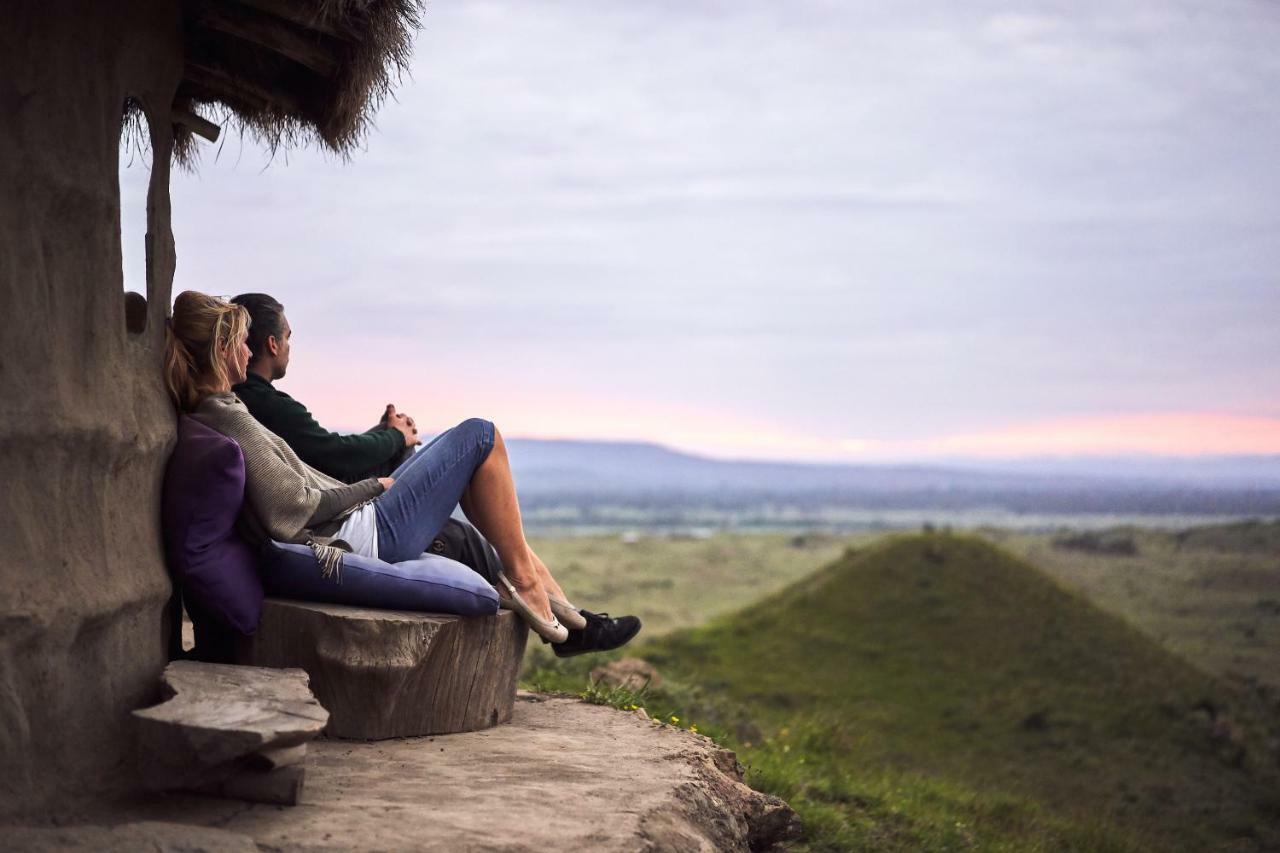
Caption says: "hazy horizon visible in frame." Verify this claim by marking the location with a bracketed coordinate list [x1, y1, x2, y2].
[501, 434, 1280, 484]
[120, 1, 1280, 464]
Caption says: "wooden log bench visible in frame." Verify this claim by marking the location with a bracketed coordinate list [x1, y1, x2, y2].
[235, 599, 528, 740]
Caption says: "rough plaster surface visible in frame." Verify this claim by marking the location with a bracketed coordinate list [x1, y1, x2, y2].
[0, 1, 183, 815]
[20, 694, 800, 851]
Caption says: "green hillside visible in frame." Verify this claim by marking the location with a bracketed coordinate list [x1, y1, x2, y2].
[528, 533, 1280, 851]
[991, 520, 1280, 691]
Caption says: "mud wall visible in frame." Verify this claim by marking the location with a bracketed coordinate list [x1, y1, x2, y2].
[0, 0, 183, 815]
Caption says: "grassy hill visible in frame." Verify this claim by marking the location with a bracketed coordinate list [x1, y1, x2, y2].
[526, 532, 869, 637]
[992, 519, 1280, 692]
[527, 533, 1280, 851]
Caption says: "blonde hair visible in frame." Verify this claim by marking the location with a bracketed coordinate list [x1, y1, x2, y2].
[164, 291, 251, 412]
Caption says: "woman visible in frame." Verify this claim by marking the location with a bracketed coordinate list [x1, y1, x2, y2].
[163, 290, 579, 642]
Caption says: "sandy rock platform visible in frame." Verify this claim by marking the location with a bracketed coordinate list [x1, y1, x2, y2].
[3, 693, 798, 852]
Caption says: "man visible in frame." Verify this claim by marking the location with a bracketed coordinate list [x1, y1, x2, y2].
[229, 295, 415, 483]
[230, 293, 639, 657]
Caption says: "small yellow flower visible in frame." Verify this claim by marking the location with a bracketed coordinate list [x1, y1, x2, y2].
[690, 725, 699, 733]
[670, 716, 679, 723]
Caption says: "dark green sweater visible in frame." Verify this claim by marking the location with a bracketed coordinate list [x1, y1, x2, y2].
[233, 373, 405, 485]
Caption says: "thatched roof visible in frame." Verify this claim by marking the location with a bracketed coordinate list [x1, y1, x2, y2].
[173, 0, 423, 162]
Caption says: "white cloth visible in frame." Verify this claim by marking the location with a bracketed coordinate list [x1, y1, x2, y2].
[333, 502, 379, 559]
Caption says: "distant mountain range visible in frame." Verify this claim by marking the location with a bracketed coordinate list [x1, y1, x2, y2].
[506, 439, 1280, 517]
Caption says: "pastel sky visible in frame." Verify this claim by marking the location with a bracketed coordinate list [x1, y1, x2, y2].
[121, 0, 1280, 462]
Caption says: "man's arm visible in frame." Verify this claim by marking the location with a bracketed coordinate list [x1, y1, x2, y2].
[240, 386, 405, 484]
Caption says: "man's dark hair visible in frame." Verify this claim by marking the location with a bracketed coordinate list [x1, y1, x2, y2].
[231, 293, 285, 365]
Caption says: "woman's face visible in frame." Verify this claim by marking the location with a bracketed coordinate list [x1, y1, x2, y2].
[224, 333, 252, 386]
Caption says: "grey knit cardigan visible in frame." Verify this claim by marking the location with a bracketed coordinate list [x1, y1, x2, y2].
[192, 392, 384, 577]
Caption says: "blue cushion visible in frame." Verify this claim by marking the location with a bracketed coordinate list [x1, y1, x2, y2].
[260, 541, 499, 617]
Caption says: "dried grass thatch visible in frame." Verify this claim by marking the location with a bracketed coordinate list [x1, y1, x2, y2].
[173, 0, 423, 164]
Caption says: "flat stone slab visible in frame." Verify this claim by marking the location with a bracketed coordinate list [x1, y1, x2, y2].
[66, 695, 800, 852]
[132, 661, 328, 793]
[236, 599, 527, 740]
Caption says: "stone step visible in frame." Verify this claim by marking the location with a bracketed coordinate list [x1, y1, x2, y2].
[192, 765, 304, 807]
[132, 661, 328, 805]
[235, 599, 528, 740]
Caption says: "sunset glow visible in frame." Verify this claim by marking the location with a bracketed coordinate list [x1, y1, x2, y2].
[297, 371, 1280, 463]
[891, 413, 1280, 460]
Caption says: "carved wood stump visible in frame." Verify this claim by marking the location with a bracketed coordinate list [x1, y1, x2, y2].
[237, 600, 528, 740]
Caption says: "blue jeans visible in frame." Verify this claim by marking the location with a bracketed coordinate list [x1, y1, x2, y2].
[373, 418, 496, 564]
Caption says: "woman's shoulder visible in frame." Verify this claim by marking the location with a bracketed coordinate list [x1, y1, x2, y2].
[192, 393, 258, 432]
[195, 391, 245, 411]
[194, 393, 306, 472]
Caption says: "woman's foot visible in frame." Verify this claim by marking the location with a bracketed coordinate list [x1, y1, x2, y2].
[505, 566, 553, 622]
[531, 552, 587, 629]
[496, 569, 568, 643]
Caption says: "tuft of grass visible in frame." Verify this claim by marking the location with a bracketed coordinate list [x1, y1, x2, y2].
[579, 679, 650, 711]
[525, 649, 731, 742]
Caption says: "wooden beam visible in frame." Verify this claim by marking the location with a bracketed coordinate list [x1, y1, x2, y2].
[172, 108, 221, 142]
[183, 64, 269, 112]
[223, 0, 357, 41]
[182, 81, 268, 119]
[183, 62, 311, 121]
[189, 0, 339, 77]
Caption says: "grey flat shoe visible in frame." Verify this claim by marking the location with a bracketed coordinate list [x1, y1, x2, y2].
[496, 571, 569, 643]
[549, 594, 588, 630]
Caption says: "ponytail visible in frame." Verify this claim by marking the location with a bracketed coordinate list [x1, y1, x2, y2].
[163, 291, 250, 413]
[163, 320, 199, 411]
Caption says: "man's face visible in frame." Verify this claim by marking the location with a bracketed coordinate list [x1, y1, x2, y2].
[273, 314, 293, 380]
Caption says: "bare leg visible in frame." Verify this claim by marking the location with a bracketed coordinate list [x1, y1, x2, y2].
[530, 550, 567, 600]
[461, 488, 567, 601]
[458, 429, 553, 621]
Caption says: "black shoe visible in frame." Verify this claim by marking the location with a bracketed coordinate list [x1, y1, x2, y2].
[551, 610, 642, 658]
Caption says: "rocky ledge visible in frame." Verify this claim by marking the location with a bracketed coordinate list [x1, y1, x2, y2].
[4, 693, 799, 852]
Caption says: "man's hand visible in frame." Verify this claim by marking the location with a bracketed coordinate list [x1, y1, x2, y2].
[377, 477, 395, 491]
[385, 404, 421, 447]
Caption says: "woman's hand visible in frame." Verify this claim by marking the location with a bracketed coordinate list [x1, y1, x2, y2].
[378, 477, 395, 492]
